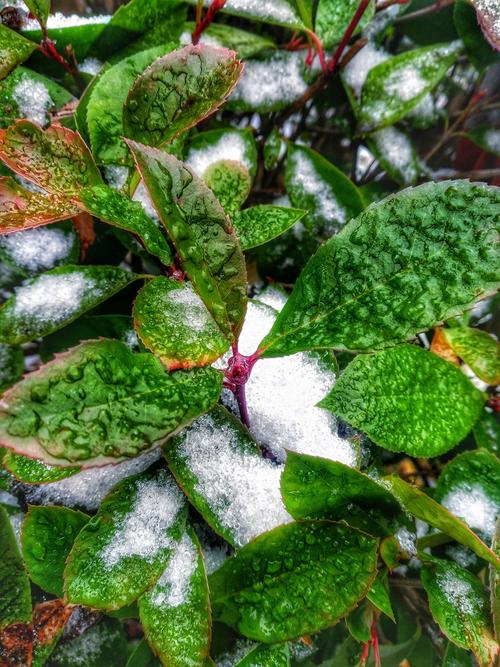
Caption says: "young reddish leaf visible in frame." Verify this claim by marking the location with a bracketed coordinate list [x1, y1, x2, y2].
[71, 212, 95, 259]
[126, 140, 247, 340]
[0, 25, 36, 81]
[0, 506, 32, 630]
[123, 44, 243, 147]
[209, 521, 378, 642]
[32, 599, 72, 667]
[133, 277, 229, 370]
[0, 121, 102, 199]
[138, 525, 211, 667]
[0, 622, 32, 667]
[443, 327, 500, 385]
[0, 177, 79, 235]
[430, 327, 460, 366]
[471, 0, 500, 50]
[0, 340, 223, 466]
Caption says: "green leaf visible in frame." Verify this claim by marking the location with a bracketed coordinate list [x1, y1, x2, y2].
[3, 450, 80, 483]
[473, 410, 500, 456]
[209, 520, 378, 642]
[182, 22, 276, 59]
[75, 63, 109, 145]
[0, 505, 31, 629]
[133, 277, 229, 370]
[203, 159, 251, 218]
[165, 405, 291, 547]
[433, 450, 500, 542]
[0, 343, 23, 393]
[24, 0, 50, 25]
[123, 44, 243, 148]
[87, 44, 175, 166]
[368, 126, 419, 186]
[466, 126, 500, 159]
[383, 476, 500, 569]
[65, 468, 187, 610]
[0, 176, 79, 234]
[79, 184, 173, 266]
[443, 327, 500, 385]
[0, 265, 139, 344]
[233, 206, 306, 250]
[0, 25, 36, 81]
[126, 639, 161, 667]
[0, 339, 223, 466]
[259, 181, 500, 358]
[185, 127, 258, 181]
[185, 0, 304, 29]
[442, 642, 475, 667]
[366, 572, 395, 621]
[138, 525, 211, 666]
[421, 558, 498, 666]
[235, 642, 290, 666]
[315, 0, 375, 48]
[320, 345, 485, 457]
[454, 0, 500, 71]
[21, 505, 89, 597]
[263, 128, 283, 171]
[0, 67, 73, 129]
[358, 43, 461, 131]
[285, 144, 364, 235]
[492, 518, 500, 646]
[0, 121, 102, 198]
[126, 140, 247, 340]
[47, 617, 128, 667]
[281, 451, 401, 520]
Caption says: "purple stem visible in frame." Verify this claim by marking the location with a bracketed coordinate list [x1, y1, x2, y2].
[235, 382, 251, 428]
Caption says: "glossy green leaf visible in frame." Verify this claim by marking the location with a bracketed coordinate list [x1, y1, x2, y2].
[281, 451, 401, 520]
[126, 140, 247, 340]
[75, 63, 109, 145]
[22, 505, 89, 596]
[165, 405, 291, 548]
[0, 344, 23, 393]
[454, 0, 500, 72]
[358, 43, 461, 131]
[366, 573, 395, 621]
[473, 410, 500, 456]
[491, 518, 500, 646]
[209, 520, 378, 642]
[315, 0, 375, 48]
[466, 126, 500, 159]
[47, 616, 128, 667]
[320, 345, 485, 457]
[0, 505, 31, 629]
[263, 128, 283, 171]
[0, 25, 36, 80]
[126, 639, 161, 667]
[471, 0, 500, 50]
[2, 450, 80, 483]
[443, 327, 500, 385]
[285, 144, 364, 235]
[24, 0, 50, 24]
[236, 642, 290, 666]
[65, 468, 187, 610]
[185, 127, 258, 180]
[259, 181, 500, 358]
[123, 44, 243, 147]
[442, 642, 475, 666]
[368, 126, 419, 186]
[383, 476, 500, 569]
[0, 339, 223, 466]
[87, 44, 175, 165]
[185, 0, 304, 29]
[0, 177, 79, 234]
[0, 67, 73, 129]
[79, 184, 173, 266]
[421, 559, 498, 666]
[232, 206, 306, 250]
[0, 265, 139, 344]
[138, 525, 211, 666]
[182, 22, 275, 59]
[133, 277, 229, 370]
[433, 450, 500, 542]
[204, 159, 251, 217]
[0, 121, 102, 198]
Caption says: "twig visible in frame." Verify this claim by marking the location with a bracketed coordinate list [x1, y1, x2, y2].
[192, 0, 226, 45]
[433, 167, 500, 180]
[395, 0, 454, 22]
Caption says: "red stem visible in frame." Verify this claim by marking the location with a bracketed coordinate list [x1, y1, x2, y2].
[192, 0, 227, 45]
[328, 0, 372, 72]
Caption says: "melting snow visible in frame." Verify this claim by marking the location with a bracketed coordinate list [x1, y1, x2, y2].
[0, 226, 74, 274]
[101, 469, 185, 568]
[435, 570, 477, 616]
[104, 165, 129, 191]
[12, 74, 54, 126]
[395, 527, 417, 556]
[150, 531, 198, 608]
[24, 13, 111, 29]
[484, 129, 500, 154]
[195, 0, 300, 24]
[164, 284, 215, 337]
[186, 132, 252, 178]
[343, 42, 388, 97]
[133, 181, 159, 221]
[79, 57, 103, 76]
[371, 126, 417, 184]
[441, 483, 499, 539]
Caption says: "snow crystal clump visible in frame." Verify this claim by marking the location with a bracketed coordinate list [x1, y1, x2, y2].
[441, 483, 499, 539]
[395, 527, 417, 556]
[0, 226, 74, 274]
[133, 181, 159, 221]
[235, 301, 357, 466]
[436, 570, 476, 616]
[12, 272, 96, 325]
[343, 42, 388, 97]
[289, 149, 347, 230]
[24, 13, 111, 29]
[101, 469, 184, 568]
[186, 132, 251, 178]
[104, 165, 129, 191]
[176, 411, 292, 546]
[164, 285, 214, 337]
[231, 51, 313, 111]
[79, 57, 103, 76]
[151, 532, 198, 608]
[23, 449, 161, 511]
[12, 75, 53, 126]
[371, 126, 417, 184]
[195, 0, 300, 24]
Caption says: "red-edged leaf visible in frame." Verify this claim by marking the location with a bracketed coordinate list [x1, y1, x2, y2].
[472, 0, 500, 50]
[0, 622, 32, 667]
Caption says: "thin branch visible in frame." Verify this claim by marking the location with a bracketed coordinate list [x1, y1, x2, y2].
[395, 0, 454, 22]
